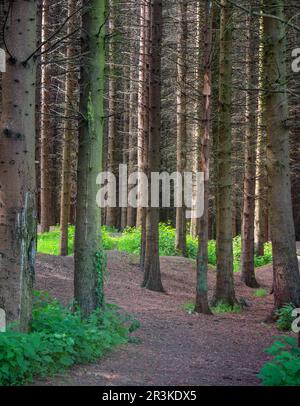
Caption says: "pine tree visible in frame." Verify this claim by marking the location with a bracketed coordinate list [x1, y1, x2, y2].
[0, 0, 37, 331]
[74, 0, 106, 317]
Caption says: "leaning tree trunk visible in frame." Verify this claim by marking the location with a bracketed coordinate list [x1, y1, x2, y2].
[263, 0, 300, 309]
[0, 1, 37, 331]
[60, 0, 78, 256]
[175, 0, 187, 257]
[214, 0, 236, 306]
[74, 0, 106, 317]
[142, 0, 164, 292]
[195, 0, 212, 315]
[40, 0, 54, 232]
[241, 10, 259, 288]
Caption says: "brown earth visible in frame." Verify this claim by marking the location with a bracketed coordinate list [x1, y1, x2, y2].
[33, 251, 291, 386]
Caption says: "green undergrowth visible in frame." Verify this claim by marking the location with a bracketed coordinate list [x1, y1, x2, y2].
[259, 336, 300, 386]
[275, 303, 296, 332]
[0, 291, 139, 386]
[254, 288, 268, 298]
[182, 301, 242, 314]
[37, 223, 272, 271]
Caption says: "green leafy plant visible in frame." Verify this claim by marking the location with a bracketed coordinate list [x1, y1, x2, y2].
[182, 302, 195, 314]
[212, 302, 242, 314]
[37, 224, 273, 272]
[254, 288, 268, 298]
[276, 303, 295, 331]
[259, 336, 300, 386]
[0, 291, 138, 386]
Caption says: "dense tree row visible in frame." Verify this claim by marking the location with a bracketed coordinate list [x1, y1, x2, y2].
[0, 0, 299, 331]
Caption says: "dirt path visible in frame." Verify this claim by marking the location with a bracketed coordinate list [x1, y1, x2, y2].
[34, 251, 286, 386]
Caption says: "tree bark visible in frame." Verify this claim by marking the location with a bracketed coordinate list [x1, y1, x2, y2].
[0, 1, 37, 331]
[195, 0, 212, 315]
[60, 0, 78, 256]
[74, 0, 106, 317]
[263, 0, 300, 309]
[214, 0, 236, 306]
[106, 0, 117, 228]
[40, 0, 54, 232]
[254, 12, 267, 257]
[241, 10, 259, 288]
[175, 0, 187, 257]
[142, 0, 164, 292]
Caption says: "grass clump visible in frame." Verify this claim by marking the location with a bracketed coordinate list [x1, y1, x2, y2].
[254, 288, 268, 298]
[212, 302, 242, 314]
[259, 336, 300, 386]
[182, 301, 242, 314]
[0, 291, 137, 386]
[182, 302, 195, 314]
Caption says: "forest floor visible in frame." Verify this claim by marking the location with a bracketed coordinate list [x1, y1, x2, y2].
[33, 250, 295, 386]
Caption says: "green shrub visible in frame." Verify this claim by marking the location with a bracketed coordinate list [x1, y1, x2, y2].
[212, 302, 242, 314]
[182, 302, 195, 313]
[37, 224, 273, 271]
[37, 225, 115, 255]
[276, 303, 295, 331]
[181, 301, 242, 314]
[259, 336, 300, 386]
[0, 291, 136, 386]
[254, 288, 268, 298]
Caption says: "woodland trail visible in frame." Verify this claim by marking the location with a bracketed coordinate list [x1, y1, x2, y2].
[33, 251, 295, 386]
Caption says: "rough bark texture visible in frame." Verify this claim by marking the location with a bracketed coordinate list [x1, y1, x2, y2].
[106, 0, 117, 228]
[139, 1, 150, 268]
[74, 0, 105, 317]
[0, 1, 37, 331]
[127, 47, 137, 228]
[254, 13, 267, 257]
[175, 0, 187, 257]
[241, 11, 259, 288]
[142, 0, 164, 292]
[40, 0, 54, 232]
[263, 0, 300, 309]
[60, 0, 78, 256]
[195, 0, 212, 315]
[214, 0, 236, 306]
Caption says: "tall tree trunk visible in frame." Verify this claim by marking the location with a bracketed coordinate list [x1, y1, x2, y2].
[137, 1, 150, 234]
[254, 11, 267, 257]
[214, 0, 236, 306]
[120, 65, 129, 230]
[139, 1, 150, 268]
[0, 1, 37, 331]
[195, 0, 212, 315]
[263, 0, 300, 309]
[40, 0, 54, 232]
[74, 0, 106, 317]
[106, 0, 117, 228]
[60, 0, 78, 256]
[175, 0, 187, 257]
[127, 48, 137, 227]
[142, 0, 164, 292]
[241, 10, 259, 288]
